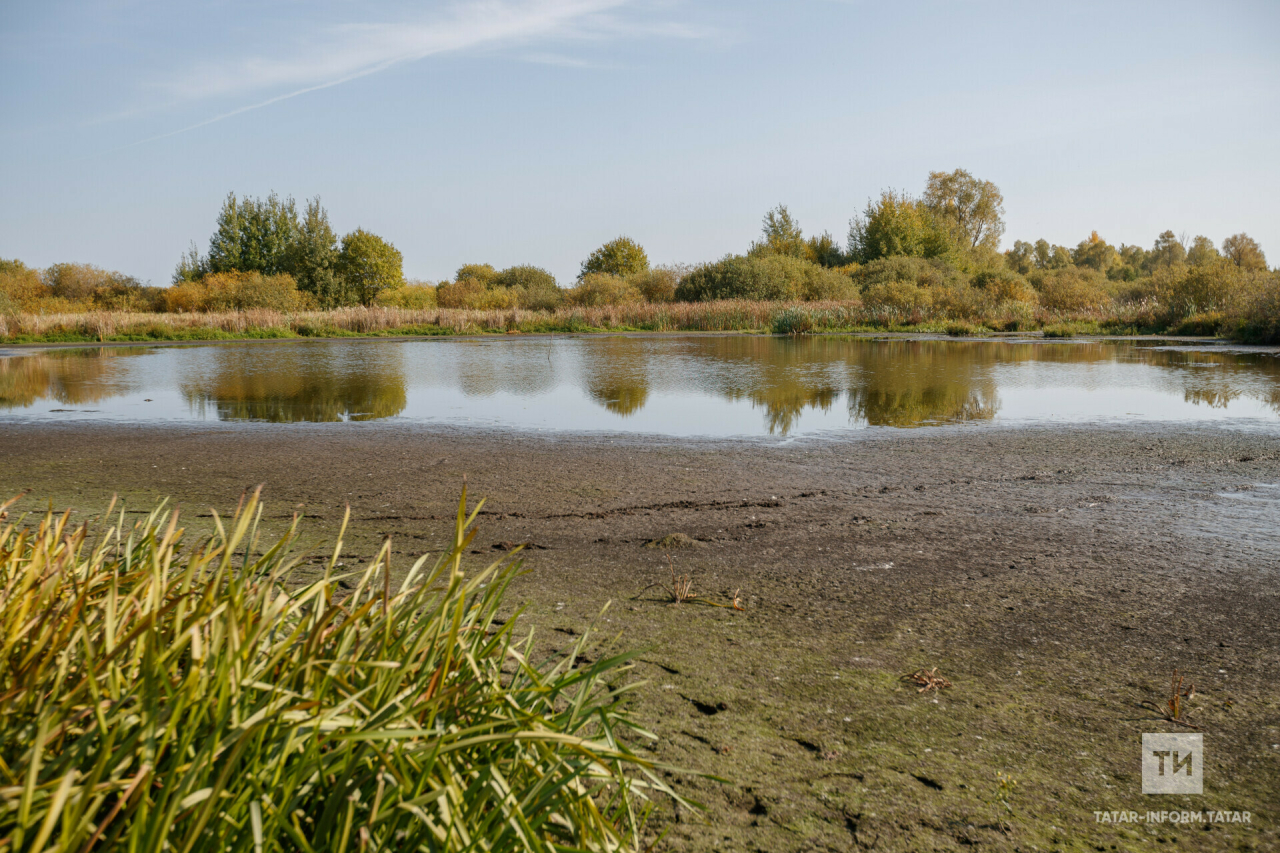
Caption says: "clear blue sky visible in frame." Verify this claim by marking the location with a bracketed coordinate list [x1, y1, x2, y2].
[2, 1, 1277, 285]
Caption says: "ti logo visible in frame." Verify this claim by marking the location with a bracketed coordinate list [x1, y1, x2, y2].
[1142, 733, 1203, 794]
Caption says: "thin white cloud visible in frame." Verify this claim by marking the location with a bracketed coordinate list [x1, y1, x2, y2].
[166, 0, 632, 101]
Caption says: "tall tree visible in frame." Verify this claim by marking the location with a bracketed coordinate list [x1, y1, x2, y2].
[1146, 230, 1187, 271]
[752, 205, 806, 258]
[1186, 235, 1220, 267]
[206, 192, 300, 275]
[1222, 233, 1267, 271]
[1032, 239, 1071, 270]
[206, 193, 244, 274]
[922, 169, 1005, 251]
[1071, 231, 1117, 272]
[285, 198, 344, 305]
[337, 229, 404, 305]
[848, 191, 953, 263]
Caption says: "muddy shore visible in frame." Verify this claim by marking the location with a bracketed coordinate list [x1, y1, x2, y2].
[2, 421, 1277, 851]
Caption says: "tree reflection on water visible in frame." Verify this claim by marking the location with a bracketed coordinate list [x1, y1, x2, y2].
[181, 346, 407, 422]
[0, 347, 146, 408]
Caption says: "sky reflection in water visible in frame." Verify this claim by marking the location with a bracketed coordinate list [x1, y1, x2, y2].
[1, 337, 1278, 437]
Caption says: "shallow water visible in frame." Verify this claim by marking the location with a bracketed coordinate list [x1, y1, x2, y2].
[2, 336, 1278, 437]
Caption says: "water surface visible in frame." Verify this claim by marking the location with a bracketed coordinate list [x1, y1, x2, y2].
[2, 336, 1277, 437]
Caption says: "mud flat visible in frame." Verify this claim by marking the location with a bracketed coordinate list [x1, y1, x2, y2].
[2, 421, 1277, 851]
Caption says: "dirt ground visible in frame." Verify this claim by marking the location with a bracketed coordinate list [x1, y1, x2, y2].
[1, 420, 1277, 852]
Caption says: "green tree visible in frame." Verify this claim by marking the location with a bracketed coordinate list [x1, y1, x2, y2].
[1222, 233, 1267, 272]
[455, 263, 499, 285]
[922, 169, 1005, 251]
[1071, 231, 1117, 272]
[803, 232, 846, 267]
[1005, 240, 1035, 275]
[848, 191, 953, 263]
[1032, 239, 1071, 270]
[173, 242, 207, 284]
[751, 205, 806, 259]
[494, 265, 562, 310]
[285, 198, 345, 306]
[206, 192, 300, 276]
[579, 237, 649, 280]
[1146, 230, 1187, 271]
[337, 229, 404, 305]
[1186, 235, 1220, 267]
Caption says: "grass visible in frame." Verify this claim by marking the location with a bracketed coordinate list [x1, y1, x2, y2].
[0, 299, 1250, 345]
[0, 487, 688, 852]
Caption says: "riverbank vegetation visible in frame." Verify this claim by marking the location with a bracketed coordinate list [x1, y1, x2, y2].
[0, 488, 682, 851]
[3, 171, 1276, 344]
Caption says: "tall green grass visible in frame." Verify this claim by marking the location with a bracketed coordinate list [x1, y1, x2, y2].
[0, 488, 685, 852]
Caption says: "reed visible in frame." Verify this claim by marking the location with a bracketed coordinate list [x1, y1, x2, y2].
[0, 488, 685, 852]
[0, 298, 1204, 345]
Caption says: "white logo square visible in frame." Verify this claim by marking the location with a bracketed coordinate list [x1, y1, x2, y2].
[1142, 733, 1203, 794]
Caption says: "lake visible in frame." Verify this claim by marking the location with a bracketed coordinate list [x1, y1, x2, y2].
[2, 336, 1278, 437]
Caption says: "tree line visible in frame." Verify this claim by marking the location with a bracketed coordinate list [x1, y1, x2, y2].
[1, 171, 1275, 342]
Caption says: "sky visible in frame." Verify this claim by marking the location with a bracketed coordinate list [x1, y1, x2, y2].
[2, 0, 1278, 286]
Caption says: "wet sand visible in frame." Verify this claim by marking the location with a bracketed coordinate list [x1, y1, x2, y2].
[2, 421, 1277, 851]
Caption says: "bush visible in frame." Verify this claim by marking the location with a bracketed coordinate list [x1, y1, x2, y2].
[1029, 267, 1112, 312]
[494, 265, 563, 310]
[1169, 312, 1225, 336]
[675, 255, 853, 302]
[0, 260, 52, 313]
[629, 266, 681, 303]
[0, 489, 686, 851]
[580, 236, 649, 279]
[1225, 273, 1280, 344]
[436, 277, 486, 309]
[375, 281, 438, 309]
[971, 269, 1037, 305]
[160, 272, 307, 312]
[566, 272, 643, 306]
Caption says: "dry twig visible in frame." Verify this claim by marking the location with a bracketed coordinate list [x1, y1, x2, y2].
[902, 667, 953, 693]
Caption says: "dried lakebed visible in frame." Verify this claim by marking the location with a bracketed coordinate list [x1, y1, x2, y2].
[2, 420, 1277, 852]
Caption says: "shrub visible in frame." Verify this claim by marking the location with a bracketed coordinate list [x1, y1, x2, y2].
[972, 269, 1037, 305]
[0, 488, 686, 851]
[0, 261, 52, 313]
[455, 263, 499, 286]
[854, 256, 966, 291]
[675, 255, 852, 302]
[1170, 312, 1225, 336]
[567, 272, 643, 306]
[676, 255, 791, 302]
[629, 266, 681, 303]
[436, 277, 487, 309]
[160, 272, 307, 313]
[1029, 267, 1112, 312]
[494, 265, 563, 310]
[1225, 272, 1280, 344]
[375, 281, 438, 309]
[580, 236, 649, 279]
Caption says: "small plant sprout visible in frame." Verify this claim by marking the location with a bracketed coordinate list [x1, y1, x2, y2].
[663, 555, 696, 604]
[637, 555, 747, 610]
[1142, 668, 1199, 729]
[990, 771, 1018, 829]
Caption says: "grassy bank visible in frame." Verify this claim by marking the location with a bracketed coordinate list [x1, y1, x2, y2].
[1, 300, 1265, 346]
[0, 489, 684, 852]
